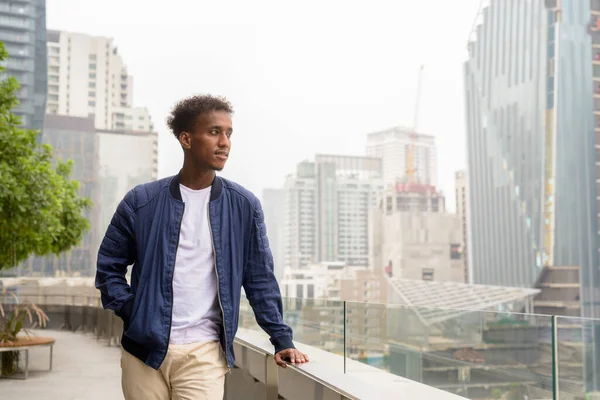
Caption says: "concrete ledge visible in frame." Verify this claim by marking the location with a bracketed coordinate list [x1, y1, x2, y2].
[233, 328, 466, 400]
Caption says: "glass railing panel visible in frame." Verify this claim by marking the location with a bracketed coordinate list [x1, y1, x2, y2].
[239, 295, 345, 368]
[555, 315, 600, 399]
[345, 301, 555, 399]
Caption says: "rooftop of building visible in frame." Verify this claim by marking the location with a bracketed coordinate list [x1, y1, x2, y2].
[386, 276, 541, 326]
[366, 125, 436, 140]
[43, 114, 158, 136]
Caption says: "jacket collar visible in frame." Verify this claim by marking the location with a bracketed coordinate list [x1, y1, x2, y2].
[169, 171, 223, 202]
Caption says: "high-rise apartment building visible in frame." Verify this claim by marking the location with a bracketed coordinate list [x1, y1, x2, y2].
[465, 0, 600, 391]
[283, 155, 383, 269]
[366, 127, 437, 189]
[0, 0, 47, 132]
[45, 30, 153, 131]
[262, 188, 286, 281]
[283, 161, 317, 270]
[455, 170, 469, 283]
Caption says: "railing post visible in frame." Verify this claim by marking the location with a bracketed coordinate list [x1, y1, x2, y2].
[551, 315, 559, 399]
[96, 308, 101, 340]
[82, 302, 88, 332]
[63, 303, 72, 331]
[107, 312, 114, 346]
[265, 354, 278, 400]
[343, 301, 347, 374]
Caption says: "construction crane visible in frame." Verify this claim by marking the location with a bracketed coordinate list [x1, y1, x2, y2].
[405, 65, 424, 184]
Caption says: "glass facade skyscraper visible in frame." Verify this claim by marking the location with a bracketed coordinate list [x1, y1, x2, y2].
[0, 0, 47, 132]
[465, 0, 600, 390]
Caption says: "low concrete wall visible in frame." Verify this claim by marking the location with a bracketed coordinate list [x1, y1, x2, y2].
[225, 367, 267, 400]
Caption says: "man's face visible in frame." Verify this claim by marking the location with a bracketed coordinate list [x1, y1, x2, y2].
[179, 110, 232, 171]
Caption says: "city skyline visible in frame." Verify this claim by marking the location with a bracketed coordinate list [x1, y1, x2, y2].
[45, 0, 481, 213]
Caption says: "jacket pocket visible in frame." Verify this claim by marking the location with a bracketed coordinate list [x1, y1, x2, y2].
[118, 297, 135, 331]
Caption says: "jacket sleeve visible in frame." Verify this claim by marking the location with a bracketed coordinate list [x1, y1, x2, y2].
[243, 199, 294, 354]
[95, 189, 137, 327]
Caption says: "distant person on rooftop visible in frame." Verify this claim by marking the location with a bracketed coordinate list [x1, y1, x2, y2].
[95, 94, 307, 399]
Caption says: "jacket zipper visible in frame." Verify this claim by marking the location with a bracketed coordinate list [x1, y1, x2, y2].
[207, 206, 231, 371]
[165, 203, 185, 359]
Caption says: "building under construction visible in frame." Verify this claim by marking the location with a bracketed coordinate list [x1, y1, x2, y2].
[370, 183, 465, 284]
[381, 182, 445, 214]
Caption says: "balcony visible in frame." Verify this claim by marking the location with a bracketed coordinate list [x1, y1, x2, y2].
[1, 283, 600, 399]
[0, 17, 34, 31]
[6, 58, 33, 73]
[0, 4, 30, 16]
[0, 31, 30, 44]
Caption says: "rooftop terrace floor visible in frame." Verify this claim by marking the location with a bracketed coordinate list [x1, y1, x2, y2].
[0, 330, 123, 400]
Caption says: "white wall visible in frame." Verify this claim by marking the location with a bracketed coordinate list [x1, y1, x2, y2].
[377, 211, 465, 283]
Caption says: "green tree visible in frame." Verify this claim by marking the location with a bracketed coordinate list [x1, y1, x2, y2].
[0, 42, 91, 271]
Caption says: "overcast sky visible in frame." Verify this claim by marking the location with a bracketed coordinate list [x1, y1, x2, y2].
[47, 0, 481, 211]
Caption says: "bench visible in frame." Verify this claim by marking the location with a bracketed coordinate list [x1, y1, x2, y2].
[0, 336, 55, 380]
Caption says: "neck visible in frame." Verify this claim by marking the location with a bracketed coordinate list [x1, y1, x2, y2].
[179, 160, 215, 190]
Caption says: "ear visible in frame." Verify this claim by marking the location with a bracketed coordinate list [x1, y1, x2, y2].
[179, 131, 192, 150]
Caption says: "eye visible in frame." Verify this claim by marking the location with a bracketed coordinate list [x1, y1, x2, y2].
[210, 129, 219, 135]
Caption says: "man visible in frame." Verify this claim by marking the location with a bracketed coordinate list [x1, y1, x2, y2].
[96, 95, 308, 399]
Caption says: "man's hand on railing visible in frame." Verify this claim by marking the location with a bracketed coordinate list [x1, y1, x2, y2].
[274, 348, 309, 368]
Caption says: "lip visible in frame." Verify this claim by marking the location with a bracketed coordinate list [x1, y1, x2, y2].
[215, 153, 228, 160]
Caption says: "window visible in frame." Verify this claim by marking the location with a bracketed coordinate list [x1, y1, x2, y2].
[296, 284, 303, 298]
[450, 243, 463, 259]
[88, 82, 96, 88]
[422, 269, 434, 281]
[89, 73, 96, 79]
[89, 63, 96, 70]
[88, 101, 95, 107]
[307, 284, 314, 298]
[88, 91, 95, 97]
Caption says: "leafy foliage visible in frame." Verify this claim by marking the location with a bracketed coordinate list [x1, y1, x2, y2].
[0, 289, 49, 343]
[0, 41, 91, 270]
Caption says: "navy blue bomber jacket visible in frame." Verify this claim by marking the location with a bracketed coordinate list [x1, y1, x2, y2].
[95, 174, 294, 370]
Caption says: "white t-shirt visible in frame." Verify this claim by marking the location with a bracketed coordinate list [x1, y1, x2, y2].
[169, 184, 222, 344]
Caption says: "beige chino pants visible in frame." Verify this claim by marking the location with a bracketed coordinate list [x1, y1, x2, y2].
[121, 340, 228, 400]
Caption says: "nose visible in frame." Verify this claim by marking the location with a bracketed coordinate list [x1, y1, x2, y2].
[217, 132, 230, 148]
